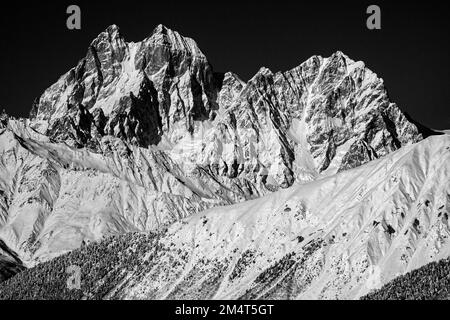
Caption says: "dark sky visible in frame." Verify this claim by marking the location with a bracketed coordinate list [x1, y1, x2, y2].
[1, 0, 449, 129]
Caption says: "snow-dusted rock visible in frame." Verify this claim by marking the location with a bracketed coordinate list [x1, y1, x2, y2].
[28, 25, 426, 202]
[0, 116, 219, 265]
[0, 24, 439, 283]
[118, 133, 450, 300]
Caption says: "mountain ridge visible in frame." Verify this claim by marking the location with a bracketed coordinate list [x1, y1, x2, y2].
[1, 133, 449, 299]
[0, 24, 446, 298]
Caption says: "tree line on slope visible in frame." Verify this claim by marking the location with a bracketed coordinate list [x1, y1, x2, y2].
[362, 257, 450, 300]
[0, 232, 159, 300]
[2, 228, 449, 300]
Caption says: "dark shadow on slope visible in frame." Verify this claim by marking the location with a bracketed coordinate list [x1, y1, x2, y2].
[0, 239, 26, 283]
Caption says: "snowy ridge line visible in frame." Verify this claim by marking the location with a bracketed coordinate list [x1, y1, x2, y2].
[0, 24, 446, 298]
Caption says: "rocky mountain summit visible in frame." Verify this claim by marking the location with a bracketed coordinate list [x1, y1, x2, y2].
[0, 24, 443, 296]
[29, 24, 425, 199]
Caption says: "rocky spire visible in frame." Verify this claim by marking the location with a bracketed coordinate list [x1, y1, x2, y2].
[28, 25, 428, 200]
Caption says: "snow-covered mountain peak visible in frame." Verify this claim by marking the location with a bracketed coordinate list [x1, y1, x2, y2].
[144, 23, 206, 59]
[23, 24, 430, 203]
[92, 24, 123, 43]
[252, 66, 274, 78]
[0, 24, 441, 290]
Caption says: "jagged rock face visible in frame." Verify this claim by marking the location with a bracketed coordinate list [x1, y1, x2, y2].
[29, 25, 424, 203]
[0, 24, 430, 274]
[30, 24, 219, 148]
[9, 134, 446, 300]
[0, 119, 219, 265]
[115, 135, 450, 300]
[169, 52, 423, 202]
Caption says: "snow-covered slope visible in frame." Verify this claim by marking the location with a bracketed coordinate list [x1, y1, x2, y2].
[362, 256, 450, 300]
[0, 24, 443, 292]
[114, 133, 450, 300]
[2, 133, 447, 300]
[0, 116, 219, 265]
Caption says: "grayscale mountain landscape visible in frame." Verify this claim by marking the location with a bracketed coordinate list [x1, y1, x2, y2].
[0, 24, 448, 300]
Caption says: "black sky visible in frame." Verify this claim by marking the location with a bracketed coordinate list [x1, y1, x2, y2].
[1, 0, 449, 129]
